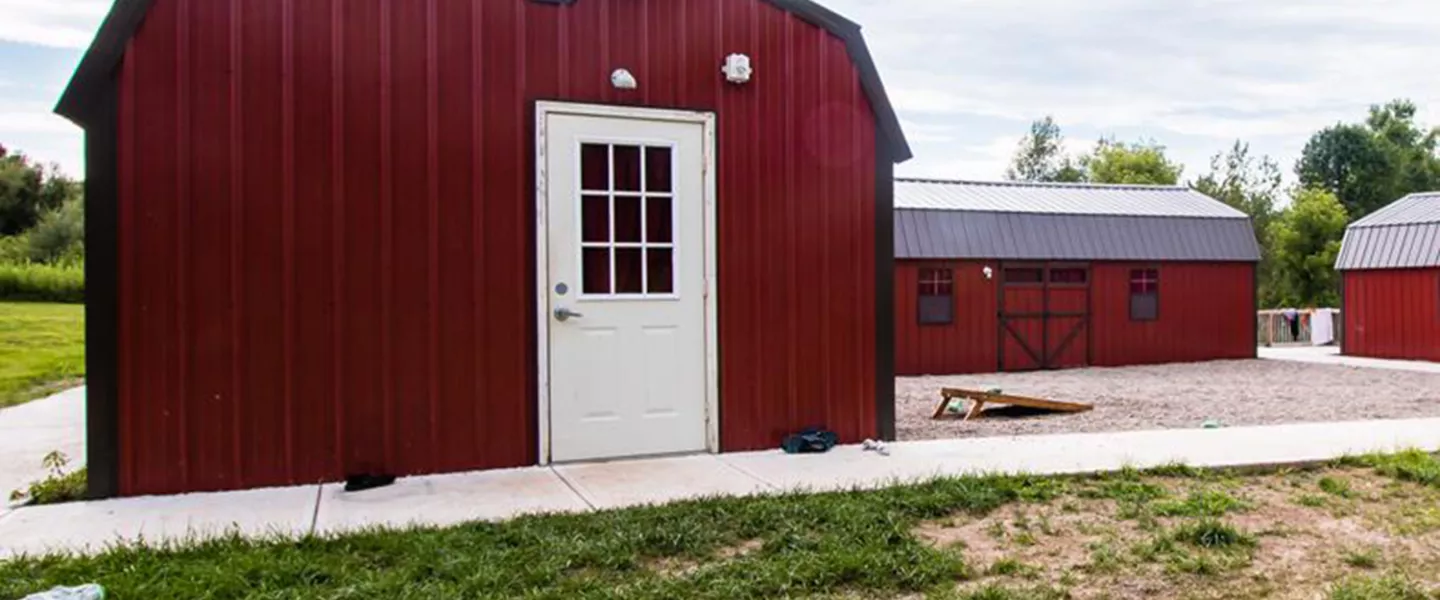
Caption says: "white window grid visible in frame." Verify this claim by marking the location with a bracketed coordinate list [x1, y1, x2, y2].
[578, 142, 679, 299]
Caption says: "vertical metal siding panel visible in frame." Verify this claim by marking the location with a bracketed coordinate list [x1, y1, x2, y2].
[185, 0, 239, 490]
[239, 0, 289, 489]
[484, 0, 531, 467]
[378, 0, 396, 474]
[644, 0, 679, 107]
[434, 0, 479, 473]
[761, 3, 792, 446]
[340, 0, 384, 476]
[388, 0, 432, 476]
[280, 0, 297, 483]
[564, 0, 605, 101]
[129, 0, 182, 494]
[226, 0, 245, 486]
[894, 263, 915, 374]
[174, 0, 192, 490]
[716, 0, 755, 450]
[291, 0, 338, 483]
[425, 0, 442, 473]
[792, 18, 824, 435]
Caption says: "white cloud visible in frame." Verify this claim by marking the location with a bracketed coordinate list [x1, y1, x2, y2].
[0, 0, 108, 48]
[0, 111, 75, 135]
[829, 0, 1440, 181]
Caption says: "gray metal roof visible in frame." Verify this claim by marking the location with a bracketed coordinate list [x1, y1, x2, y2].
[896, 178, 1249, 218]
[894, 179, 1260, 262]
[1336, 192, 1440, 271]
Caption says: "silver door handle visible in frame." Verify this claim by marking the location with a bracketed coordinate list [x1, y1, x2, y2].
[554, 307, 584, 322]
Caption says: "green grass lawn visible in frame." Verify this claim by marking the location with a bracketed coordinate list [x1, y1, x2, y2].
[0, 302, 84, 409]
[3, 452, 1440, 600]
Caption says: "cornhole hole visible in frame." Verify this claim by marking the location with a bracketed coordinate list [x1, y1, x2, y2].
[932, 388, 1093, 422]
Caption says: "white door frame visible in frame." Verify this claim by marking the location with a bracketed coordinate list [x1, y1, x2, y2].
[534, 101, 719, 465]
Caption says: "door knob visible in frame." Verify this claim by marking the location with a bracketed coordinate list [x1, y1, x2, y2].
[554, 307, 584, 322]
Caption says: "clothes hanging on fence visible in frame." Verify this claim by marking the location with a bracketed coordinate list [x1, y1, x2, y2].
[1283, 309, 1300, 341]
[1311, 309, 1335, 346]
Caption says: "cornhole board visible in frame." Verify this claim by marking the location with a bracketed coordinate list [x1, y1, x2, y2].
[932, 388, 1093, 422]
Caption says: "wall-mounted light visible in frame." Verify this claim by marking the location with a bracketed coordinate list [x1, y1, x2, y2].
[722, 54, 753, 84]
[983, 266, 994, 280]
[611, 69, 637, 90]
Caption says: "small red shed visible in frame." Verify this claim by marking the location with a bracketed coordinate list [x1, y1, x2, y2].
[1336, 192, 1440, 362]
[58, 0, 910, 497]
[894, 179, 1260, 375]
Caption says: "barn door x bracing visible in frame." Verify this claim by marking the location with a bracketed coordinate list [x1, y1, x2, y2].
[999, 263, 1091, 372]
[537, 103, 718, 464]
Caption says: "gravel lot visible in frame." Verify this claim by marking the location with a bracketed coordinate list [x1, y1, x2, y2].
[898, 359, 1440, 441]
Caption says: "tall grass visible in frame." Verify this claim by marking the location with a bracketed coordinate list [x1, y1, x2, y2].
[0, 261, 84, 303]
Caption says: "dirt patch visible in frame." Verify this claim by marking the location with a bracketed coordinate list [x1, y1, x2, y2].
[917, 469, 1440, 599]
[646, 539, 764, 577]
[898, 359, 1440, 441]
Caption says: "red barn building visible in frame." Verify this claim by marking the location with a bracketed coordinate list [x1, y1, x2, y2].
[894, 179, 1260, 375]
[1336, 192, 1440, 362]
[58, 0, 910, 497]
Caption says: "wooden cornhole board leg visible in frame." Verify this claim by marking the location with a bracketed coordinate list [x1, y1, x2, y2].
[932, 388, 1092, 422]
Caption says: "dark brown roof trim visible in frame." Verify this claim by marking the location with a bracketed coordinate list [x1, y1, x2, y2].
[57, 0, 911, 163]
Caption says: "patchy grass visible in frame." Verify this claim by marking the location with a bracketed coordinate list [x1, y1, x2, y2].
[5, 457, 1440, 599]
[1152, 489, 1250, 518]
[1329, 573, 1437, 600]
[1343, 547, 1382, 569]
[1320, 476, 1358, 499]
[0, 302, 84, 408]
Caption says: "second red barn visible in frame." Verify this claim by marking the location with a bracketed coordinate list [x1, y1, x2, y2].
[1336, 192, 1440, 362]
[894, 179, 1260, 375]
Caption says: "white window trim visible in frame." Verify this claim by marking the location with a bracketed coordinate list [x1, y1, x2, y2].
[534, 101, 719, 465]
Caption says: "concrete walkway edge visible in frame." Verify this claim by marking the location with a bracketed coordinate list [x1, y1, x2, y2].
[3, 416, 1439, 559]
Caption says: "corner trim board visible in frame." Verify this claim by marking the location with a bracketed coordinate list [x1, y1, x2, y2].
[84, 77, 122, 499]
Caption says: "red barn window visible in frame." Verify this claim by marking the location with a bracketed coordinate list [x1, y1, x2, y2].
[918, 268, 954, 325]
[1130, 268, 1160, 321]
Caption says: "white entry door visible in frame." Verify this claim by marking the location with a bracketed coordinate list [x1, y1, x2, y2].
[542, 107, 713, 463]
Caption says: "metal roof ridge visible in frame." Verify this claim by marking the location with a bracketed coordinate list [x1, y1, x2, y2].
[895, 177, 1191, 191]
[893, 206, 1251, 221]
[1350, 192, 1440, 227]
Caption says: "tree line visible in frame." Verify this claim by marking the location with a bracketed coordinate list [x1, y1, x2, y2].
[1004, 100, 1440, 308]
[0, 143, 83, 266]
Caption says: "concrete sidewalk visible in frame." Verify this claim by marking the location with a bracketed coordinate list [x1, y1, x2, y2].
[4, 416, 1439, 559]
[1259, 345, 1440, 373]
[0, 387, 86, 513]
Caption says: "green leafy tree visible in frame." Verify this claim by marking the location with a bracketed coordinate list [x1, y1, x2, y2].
[1082, 138, 1183, 185]
[1006, 117, 1085, 182]
[1192, 141, 1282, 303]
[1268, 188, 1348, 307]
[0, 144, 77, 236]
[1296, 100, 1440, 219]
[1296, 124, 1397, 219]
[27, 197, 84, 264]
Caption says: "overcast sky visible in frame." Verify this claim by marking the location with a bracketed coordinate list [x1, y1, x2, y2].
[3, 0, 1438, 184]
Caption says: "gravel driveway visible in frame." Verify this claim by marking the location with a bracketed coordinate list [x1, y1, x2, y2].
[898, 360, 1440, 441]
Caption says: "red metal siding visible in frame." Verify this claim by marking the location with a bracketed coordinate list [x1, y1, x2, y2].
[116, 0, 878, 495]
[894, 261, 998, 375]
[1345, 269, 1440, 362]
[1090, 263, 1255, 367]
[895, 261, 1254, 375]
